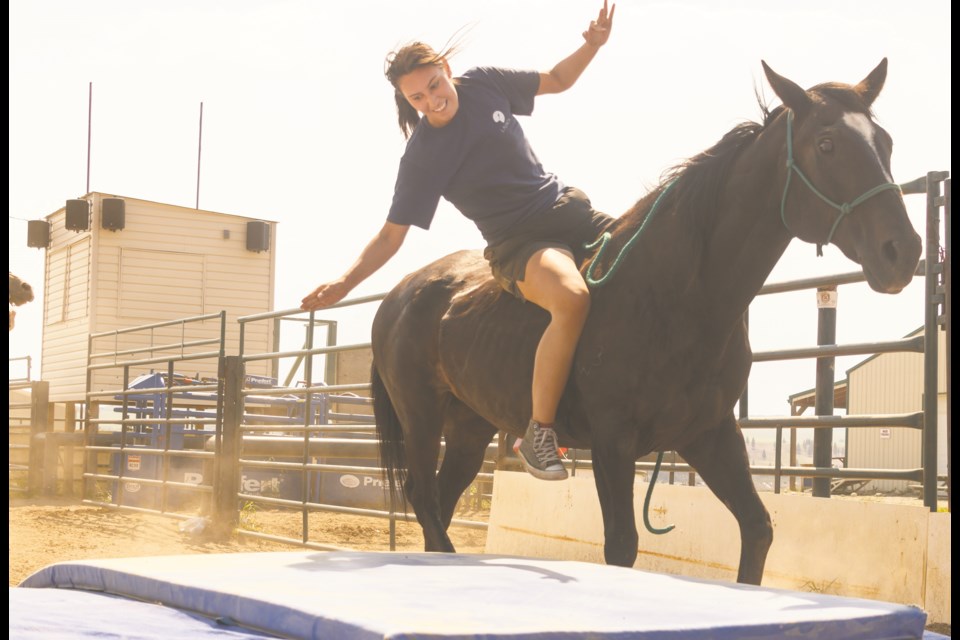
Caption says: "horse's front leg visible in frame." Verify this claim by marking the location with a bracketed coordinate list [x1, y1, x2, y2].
[591, 427, 640, 567]
[677, 413, 773, 584]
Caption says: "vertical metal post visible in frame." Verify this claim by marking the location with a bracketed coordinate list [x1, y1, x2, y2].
[86, 82, 92, 194]
[160, 360, 175, 513]
[83, 334, 95, 501]
[790, 413, 799, 493]
[212, 311, 228, 517]
[774, 425, 782, 494]
[301, 317, 316, 543]
[213, 356, 243, 535]
[27, 381, 50, 495]
[324, 320, 338, 386]
[944, 178, 951, 513]
[116, 366, 130, 506]
[813, 286, 837, 498]
[63, 402, 76, 497]
[922, 171, 944, 511]
[270, 316, 281, 383]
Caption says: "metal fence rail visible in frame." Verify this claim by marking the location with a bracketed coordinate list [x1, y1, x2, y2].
[736, 171, 949, 509]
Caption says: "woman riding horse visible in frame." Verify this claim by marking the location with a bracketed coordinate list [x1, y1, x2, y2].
[301, 1, 617, 482]
[369, 57, 921, 586]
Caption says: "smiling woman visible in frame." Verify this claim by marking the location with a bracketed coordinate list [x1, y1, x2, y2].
[301, 1, 619, 483]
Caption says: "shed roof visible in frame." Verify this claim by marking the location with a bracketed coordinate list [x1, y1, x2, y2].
[43, 192, 278, 223]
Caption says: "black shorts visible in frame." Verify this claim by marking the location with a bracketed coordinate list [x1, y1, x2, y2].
[482, 187, 615, 300]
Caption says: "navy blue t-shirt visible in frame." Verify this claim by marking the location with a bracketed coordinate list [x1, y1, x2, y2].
[387, 66, 564, 245]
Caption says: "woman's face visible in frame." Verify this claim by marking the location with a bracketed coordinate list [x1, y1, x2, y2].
[397, 62, 459, 128]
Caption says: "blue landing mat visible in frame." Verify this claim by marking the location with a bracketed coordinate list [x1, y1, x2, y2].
[16, 551, 931, 639]
[9, 585, 278, 638]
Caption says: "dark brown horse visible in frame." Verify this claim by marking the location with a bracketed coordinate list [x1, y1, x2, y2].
[9, 272, 35, 332]
[370, 59, 921, 584]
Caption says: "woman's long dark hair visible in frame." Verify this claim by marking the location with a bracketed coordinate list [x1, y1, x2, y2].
[384, 28, 470, 139]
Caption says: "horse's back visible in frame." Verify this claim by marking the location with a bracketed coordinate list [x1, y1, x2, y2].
[372, 249, 547, 432]
[373, 249, 492, 334]
[372, 250, 494, 381]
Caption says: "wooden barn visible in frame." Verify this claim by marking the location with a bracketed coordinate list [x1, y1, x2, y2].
[26, 192, 277, 402]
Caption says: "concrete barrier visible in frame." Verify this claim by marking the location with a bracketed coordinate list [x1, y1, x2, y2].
[486, 471, 950, 626]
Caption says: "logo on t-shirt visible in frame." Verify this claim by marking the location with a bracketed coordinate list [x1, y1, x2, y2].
[492, 110, 506, 124]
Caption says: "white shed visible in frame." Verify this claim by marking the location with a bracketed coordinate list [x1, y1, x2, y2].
[31, 192, 277, 402]
[845, 326, 948, 493]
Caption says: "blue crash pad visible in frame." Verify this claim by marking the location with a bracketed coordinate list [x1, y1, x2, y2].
[16, 551, 931, 639]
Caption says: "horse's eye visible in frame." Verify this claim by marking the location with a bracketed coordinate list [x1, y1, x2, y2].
[818, 139, 834, 153]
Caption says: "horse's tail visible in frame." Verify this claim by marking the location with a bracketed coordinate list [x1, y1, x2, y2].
[372, 361, 407, 511]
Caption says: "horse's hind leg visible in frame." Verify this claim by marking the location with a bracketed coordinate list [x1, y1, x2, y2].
[437, 400, 498, 529]
[677, 413, 773, 585]
[392, 396, 455, 552]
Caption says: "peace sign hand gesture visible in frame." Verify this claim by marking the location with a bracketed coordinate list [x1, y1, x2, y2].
[583, 0, 615, 48]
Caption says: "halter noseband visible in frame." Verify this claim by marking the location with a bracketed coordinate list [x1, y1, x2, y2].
[780, 111, 902, 256]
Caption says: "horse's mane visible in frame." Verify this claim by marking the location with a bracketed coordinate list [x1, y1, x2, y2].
[606, 92, 784, 251]
[593, 79, 878, 278]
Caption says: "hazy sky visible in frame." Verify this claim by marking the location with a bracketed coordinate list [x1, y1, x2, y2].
[8, 0, 952, 418]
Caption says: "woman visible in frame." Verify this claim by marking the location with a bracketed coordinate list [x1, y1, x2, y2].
[301, 1, 616, 481]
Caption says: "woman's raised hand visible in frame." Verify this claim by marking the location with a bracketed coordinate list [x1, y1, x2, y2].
[583, 0, 615, 47]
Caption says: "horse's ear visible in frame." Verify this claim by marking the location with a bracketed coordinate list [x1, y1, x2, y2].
[761, 60, 813, 117]
[853, 58, 887, 107]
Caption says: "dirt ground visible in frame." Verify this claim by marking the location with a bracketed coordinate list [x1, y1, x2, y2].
[8, 496, 488, 587]
[8, 496, 949, 637]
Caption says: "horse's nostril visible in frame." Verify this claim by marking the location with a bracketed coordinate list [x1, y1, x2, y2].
[882, 240, 899, 265]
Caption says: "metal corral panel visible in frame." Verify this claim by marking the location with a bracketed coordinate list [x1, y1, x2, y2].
[846, 327, 947, 492]
[40, 193, 276, 402]
[8, 388, 33, 480]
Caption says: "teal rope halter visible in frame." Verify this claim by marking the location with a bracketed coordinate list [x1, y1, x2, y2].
[780, 111, 903, 256]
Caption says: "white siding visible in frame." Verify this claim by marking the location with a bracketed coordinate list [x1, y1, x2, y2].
[846, 328, 947, 492]
[42, 231, 92, 401]
[40, 193, 275, 402]
[118, 248, 205, 320]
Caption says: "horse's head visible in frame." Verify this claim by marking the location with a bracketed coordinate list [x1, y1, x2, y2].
[9, 272, 35, 306]
[762, 58, 922, 294]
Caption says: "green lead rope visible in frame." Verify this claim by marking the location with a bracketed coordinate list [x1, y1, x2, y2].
[585, 180, 678, 288]
[644, 453, 675, 535]
[583, 181, 677, 535]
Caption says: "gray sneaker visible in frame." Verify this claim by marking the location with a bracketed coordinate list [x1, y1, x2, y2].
[513, 420, 568, 481]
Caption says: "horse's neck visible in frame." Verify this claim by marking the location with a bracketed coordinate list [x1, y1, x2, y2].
[595, 119, 792, 334]
[698, 127, 793, 328]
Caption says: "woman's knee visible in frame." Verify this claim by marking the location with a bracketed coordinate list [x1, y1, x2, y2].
[553, 284, 591, 322]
